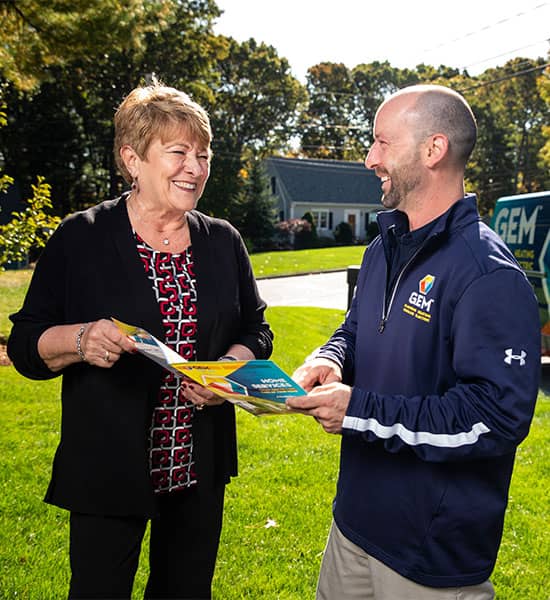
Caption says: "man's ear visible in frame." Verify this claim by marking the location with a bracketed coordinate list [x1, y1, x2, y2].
[425, 133, 449, 167]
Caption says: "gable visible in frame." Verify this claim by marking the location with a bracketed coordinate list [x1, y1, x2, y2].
[266, 156, 381, 205]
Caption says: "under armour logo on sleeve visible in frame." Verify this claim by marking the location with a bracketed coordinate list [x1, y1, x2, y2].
[504, 348, 527, 366]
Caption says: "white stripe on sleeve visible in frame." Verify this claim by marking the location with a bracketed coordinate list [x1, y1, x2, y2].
[342, 416, 490, 448]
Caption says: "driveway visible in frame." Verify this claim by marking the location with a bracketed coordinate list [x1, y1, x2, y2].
[257, 271, 349, 310]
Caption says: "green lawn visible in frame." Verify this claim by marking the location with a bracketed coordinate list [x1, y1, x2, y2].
[0, 247, 363, 339]
[0, 268, 33, 340]
[250, 246, 365, 278]
[1, 263, 549, 598]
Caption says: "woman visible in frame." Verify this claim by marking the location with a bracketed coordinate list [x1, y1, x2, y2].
[7, 80, 273, 599]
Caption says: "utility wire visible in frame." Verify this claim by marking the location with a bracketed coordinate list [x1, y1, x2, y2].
[458, 62, 549, 92]
[462, 38, 550, 70]
[421, 2, 549, 55]
[302, 60, 548, 106]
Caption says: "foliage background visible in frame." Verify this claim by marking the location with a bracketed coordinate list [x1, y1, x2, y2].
[0, 1, 549, 248]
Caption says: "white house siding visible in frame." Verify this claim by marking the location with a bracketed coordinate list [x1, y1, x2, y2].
[292, 202, 380, 240]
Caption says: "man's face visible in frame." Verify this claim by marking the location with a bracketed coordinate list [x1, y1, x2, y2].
[365, 96, 423, 211]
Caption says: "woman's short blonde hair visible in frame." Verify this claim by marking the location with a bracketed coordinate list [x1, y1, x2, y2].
[114, 80, 212, 183]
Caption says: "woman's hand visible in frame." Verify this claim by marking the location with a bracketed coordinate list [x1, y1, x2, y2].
[182, 344, 256, 410]
[183, 379, 225, 410]
[79, 319, 137, 368]
[38, 319, 137, 372]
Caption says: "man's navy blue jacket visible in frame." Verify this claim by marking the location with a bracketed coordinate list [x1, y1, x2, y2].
[318, 195, 540, 587]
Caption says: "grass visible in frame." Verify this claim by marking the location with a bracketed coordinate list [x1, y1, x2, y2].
[1, 262, 549, 598]
[0, 306, 345, 599]
[250, 246, 365, 278]
[0, 268, 33, 340]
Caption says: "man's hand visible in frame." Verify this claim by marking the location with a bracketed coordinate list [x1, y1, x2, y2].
[286, 381, 352, 434]
[292, 357, 342, 392]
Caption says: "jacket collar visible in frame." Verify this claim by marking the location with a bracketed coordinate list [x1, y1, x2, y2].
[377, 193, 480, 248]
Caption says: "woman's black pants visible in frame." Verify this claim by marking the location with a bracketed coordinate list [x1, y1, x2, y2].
[67, 483, 225, 599]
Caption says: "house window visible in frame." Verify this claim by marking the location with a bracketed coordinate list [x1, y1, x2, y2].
[312, 210, 330, 230]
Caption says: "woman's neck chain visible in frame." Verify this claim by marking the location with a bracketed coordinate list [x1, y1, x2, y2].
[127, 194, 187, 246]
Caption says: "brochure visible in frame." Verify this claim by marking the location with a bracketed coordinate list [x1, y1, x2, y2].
[112, 318, 305, 416]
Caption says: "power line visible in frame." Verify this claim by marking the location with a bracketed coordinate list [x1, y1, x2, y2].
[303, 58, 547, 102]
[212, 61, 549, 144]
[462, 38, 550, 70]
[458, 62, 549, 92]
[421, 2, 550, 55]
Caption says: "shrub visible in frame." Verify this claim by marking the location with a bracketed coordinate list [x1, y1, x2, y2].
[0, 176, 61, 269]
[334, 221, 353, 245]
[275, 218, 316, 250]
[295, 211, 319, 249]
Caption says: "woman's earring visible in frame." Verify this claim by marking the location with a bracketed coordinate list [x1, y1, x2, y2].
[131, 177, 139, 194]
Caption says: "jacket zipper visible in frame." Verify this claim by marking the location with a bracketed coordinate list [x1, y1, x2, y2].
[378, 243, 428, 333]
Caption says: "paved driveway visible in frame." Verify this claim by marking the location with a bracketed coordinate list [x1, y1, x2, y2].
[257, 271, 349, 310]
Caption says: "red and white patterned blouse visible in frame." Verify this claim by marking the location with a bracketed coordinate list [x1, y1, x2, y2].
[135, 234, 199, 494]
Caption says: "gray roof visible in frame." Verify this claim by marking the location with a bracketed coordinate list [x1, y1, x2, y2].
[266, 156, 382, 205]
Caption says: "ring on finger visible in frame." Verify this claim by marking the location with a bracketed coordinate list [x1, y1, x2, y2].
[195, 403, 205, 411]
[104, 349, 110, 362]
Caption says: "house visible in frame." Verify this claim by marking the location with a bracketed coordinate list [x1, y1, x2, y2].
[265, 156, 382, 241]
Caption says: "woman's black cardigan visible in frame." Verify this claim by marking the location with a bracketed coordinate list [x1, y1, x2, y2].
[7, 195, 273, 517]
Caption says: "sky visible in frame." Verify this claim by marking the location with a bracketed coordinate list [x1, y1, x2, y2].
[213, 0, 550, 82]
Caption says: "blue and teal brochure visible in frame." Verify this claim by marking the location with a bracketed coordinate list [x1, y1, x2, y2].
[112, 318, 305, 416]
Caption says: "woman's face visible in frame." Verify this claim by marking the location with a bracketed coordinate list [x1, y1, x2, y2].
[136, 125, 211, 214]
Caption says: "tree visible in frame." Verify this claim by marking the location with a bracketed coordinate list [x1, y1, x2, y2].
[0, 100, 13, 194]
[460, 58, 550, 213]
[203, 36, 306, 218]
[0, 1, 224, 215]
[0, 176, 60, 268]
[299, 61, 458, 161]
[538, 64, 550, 177]
[300, 62, 357, 159]
[349, 61, 415, 155]
[231, 159, 276, 251]
[0, 0, 174, 91]
[1, 74, 92, 215]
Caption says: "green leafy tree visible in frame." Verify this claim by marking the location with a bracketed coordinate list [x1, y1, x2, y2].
[349, 61, 418, 156]
[0, 1, 224, 214]
[0, 101, 13, 194]
[231, 159, 276, 252]
[0, 176, 60, 268]
[0, 93, 60, 268]
[487, 57, 549, 194]
[300, 62, 356, 159]
[537, 64, 550, 177]
[1, 75, 91, 215]
[300, 61, 457, 161]
[203, 36, 306, 218]
[0, 0, 174, 91]
[459, 58, 550, 213]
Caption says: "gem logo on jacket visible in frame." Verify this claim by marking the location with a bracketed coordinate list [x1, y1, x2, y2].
[403, 274, 436, 323]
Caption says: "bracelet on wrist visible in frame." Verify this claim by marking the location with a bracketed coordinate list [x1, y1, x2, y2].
[218, 355, 238, 361]
[76, 324, 88, 362]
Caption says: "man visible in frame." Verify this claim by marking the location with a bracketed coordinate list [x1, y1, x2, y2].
[287, 84, 540, 599]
